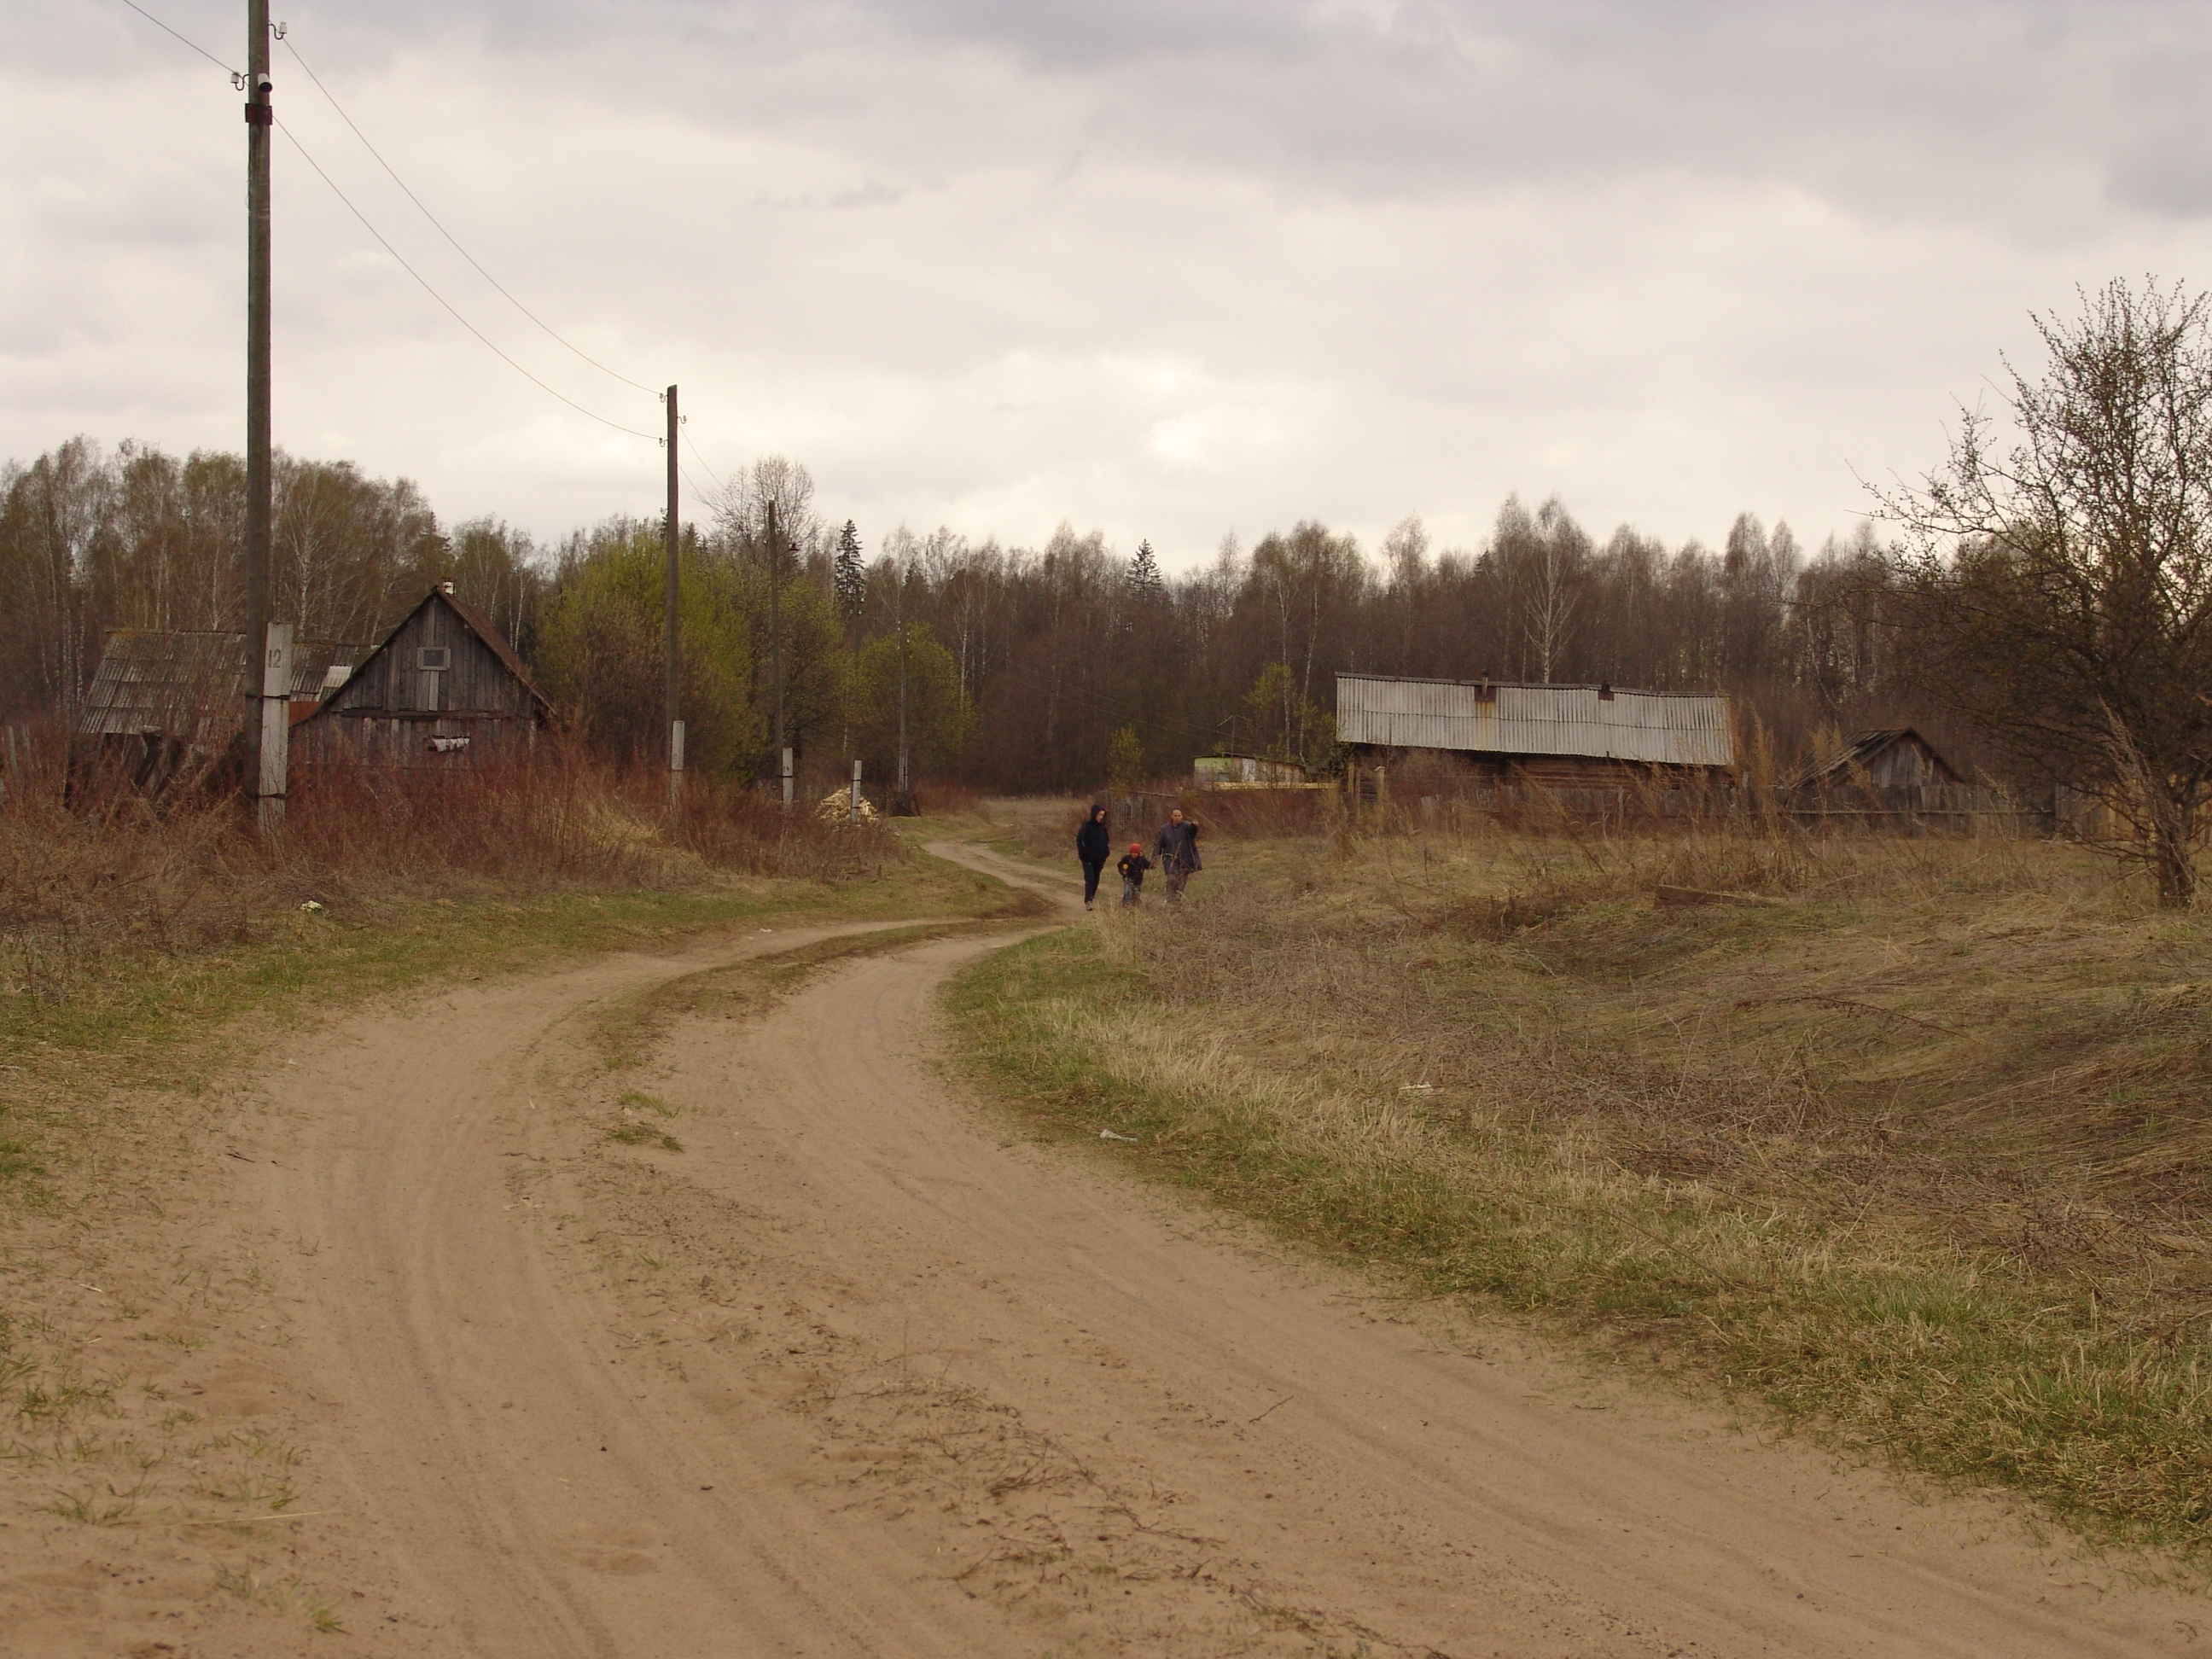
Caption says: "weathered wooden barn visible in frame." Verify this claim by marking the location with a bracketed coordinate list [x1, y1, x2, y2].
[1335, 673, 1734, 785]
[1788, 728, 1960, 794]
[75, 629, 363, 790]
[292, 586, 548, 768]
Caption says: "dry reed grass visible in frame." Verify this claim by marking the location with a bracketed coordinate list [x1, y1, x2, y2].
[953, 814, 2212, 1555]
[0, 746, 899, 1006]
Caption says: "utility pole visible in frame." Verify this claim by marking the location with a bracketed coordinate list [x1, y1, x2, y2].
[243, 0, 283, 832]
[895, 562, 911, 814]
[766, 500, 790, 808]
[665, 385, 682, 812]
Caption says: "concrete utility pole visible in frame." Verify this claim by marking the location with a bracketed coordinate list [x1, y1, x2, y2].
[665, 384, 683, 812]
[244, 0, 283, 831]
[767, 500, 790, 808]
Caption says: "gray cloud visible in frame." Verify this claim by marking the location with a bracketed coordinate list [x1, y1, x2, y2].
[8, 1, 2212, 563]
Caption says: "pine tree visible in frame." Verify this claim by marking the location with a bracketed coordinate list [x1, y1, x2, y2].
[1127, 538, 1165, 602]
[833, 521, 866, 626]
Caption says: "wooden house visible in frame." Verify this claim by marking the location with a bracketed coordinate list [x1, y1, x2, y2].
[1335, 673, 1734, 786]
[292, 586, 549, 768]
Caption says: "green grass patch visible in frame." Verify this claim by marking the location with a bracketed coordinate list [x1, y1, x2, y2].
[606, 1123, 684, 1151]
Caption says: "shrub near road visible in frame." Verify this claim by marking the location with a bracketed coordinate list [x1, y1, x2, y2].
[953, 821, 2212, 1557]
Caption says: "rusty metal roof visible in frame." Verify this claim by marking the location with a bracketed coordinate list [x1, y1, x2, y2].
[78, 631, 365, 742]
[1336, 674, 1734, 768]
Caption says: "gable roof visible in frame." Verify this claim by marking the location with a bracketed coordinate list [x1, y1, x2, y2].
[78, 631, 364, 741]
[319, 588, 550, 713]
[1789, 727, 1958, 789]
[1335, 674, 1734, 769]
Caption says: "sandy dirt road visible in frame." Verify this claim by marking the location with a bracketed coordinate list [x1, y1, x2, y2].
[30, 847, 2200, 1656]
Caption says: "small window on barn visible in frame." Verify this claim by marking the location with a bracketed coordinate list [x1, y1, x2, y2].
[417, 647, 451, 672]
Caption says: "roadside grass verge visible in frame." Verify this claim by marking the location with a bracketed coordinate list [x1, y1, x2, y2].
[949, 827, 2212, 1563]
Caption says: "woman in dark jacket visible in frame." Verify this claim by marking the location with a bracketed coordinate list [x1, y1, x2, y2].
[1074, 803, 1111, 909]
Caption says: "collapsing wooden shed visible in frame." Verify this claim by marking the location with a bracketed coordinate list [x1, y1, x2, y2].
[1787, 728, 1960, 794]
[75, 629, 364, 791]
[292, 586, 548, 768]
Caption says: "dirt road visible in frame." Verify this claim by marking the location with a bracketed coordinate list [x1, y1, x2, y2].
[29, 847, 2198, 1655]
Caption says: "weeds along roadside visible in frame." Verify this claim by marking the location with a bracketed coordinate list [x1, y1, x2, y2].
[949, 811, 2212, 1561]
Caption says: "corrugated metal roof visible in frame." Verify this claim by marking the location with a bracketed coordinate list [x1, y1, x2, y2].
[78, 631, 365, 742]
[1336, 674, 1734, 768]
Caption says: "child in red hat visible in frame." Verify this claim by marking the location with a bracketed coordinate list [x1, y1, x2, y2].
[1115, 841, 1151, 906]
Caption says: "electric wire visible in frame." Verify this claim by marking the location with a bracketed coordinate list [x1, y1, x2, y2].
[682, 428, 726, 492]
[116, 0, 237, 78]
[119, 1, 721, 479]
[282, 38, 662, 400]
[276, 116, 660, 442]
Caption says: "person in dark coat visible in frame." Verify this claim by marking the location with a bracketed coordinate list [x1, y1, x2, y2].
[1074, 804, 1111, 909]
[1116, 842, 1150, 905]
[1151, 806, 1202, 902]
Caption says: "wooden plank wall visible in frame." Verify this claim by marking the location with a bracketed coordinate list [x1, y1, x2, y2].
[326, 600, 537, 719]
[294, 713, 541, 769]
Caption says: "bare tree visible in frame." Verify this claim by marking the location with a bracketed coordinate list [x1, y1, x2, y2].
[1881, 278, 2212, 906]
[1497, 496, 1588, 683]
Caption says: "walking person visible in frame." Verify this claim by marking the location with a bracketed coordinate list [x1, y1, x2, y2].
[1151, 806, 1202, 903]
[1074, 803, 1110, 910]
[1116, 842, 1151, 906]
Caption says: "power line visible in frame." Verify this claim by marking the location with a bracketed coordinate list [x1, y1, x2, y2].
[276, 116, 661, 442]
[282, 38, 662, 400]
[682, 428, 726, 492]
[116, 0, 237, 78]
[119, 3, 706, 474]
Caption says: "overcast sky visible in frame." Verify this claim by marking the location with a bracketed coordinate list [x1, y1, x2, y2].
[8, 1, 2212, 566]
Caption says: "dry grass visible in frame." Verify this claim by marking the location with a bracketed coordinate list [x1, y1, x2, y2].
[952, 815, 2212, 1557]
[977, 788, 1336, 868]
[3, 745, 899, 1004]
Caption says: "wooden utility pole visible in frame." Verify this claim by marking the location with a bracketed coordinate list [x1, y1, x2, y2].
[665, 385, 682, 811]
[243, 0, 283, 831]
[767, 501, 789, 807]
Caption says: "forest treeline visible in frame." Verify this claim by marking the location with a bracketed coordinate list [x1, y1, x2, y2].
[1, 433, 1938, 793]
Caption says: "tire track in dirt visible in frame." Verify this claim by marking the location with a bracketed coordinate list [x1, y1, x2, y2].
[223, 854, 2199, 1656]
